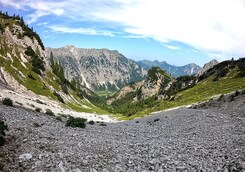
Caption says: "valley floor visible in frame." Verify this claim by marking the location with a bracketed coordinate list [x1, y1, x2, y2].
[0, 92, 245, 171]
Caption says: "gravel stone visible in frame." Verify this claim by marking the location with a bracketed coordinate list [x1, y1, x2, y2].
[0, 92, 245, 171]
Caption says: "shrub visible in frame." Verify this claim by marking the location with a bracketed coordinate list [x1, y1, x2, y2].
[45, 109, 54, 116]
[66, 116, 87, 128]
[36, 99, 45, 104]
[55, 116, 62, 121]
[33, 122, 41, 128]
[2, 98, 13, 106]
[218, 94, 224, 101]
[154, 118, 160, 122]
[234, 90, 240, 97]
[99, 123, 107, 126]
[27, 74, 35, 80]
[35, 108, 41, 112]
[53, 91, 65, 103]
[0, 120, 8, 146]
[88, 120, 95, 125]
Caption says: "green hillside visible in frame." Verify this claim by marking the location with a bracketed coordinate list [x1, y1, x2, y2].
[117, 59, 245, 120]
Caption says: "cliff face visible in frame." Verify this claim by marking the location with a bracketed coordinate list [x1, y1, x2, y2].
[46, 46, 147, 91]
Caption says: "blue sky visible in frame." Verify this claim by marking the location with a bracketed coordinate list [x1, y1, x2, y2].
[1, 0, 245, 66]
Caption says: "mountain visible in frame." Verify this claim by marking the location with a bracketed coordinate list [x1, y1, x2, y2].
[46, 46, 147, 91]
[108, 58, 245, 119]
[196, 59, 219, 76]
[0, 12, 113, 118]
[136, 59, 201, 77]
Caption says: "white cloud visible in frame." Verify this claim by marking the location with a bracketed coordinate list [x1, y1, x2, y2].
[162, 44, 180, 50]
[1, 0, 245, 58]
[37, 22, 48, 26]
[48, 25, 114, 37]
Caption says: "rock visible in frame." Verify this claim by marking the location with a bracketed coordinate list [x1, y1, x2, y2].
[19, 153, 32, 161]
[74, 168, 82, 172]
[58, 161, 66, 172]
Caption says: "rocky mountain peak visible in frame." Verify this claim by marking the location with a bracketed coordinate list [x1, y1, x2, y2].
[197, 59, 219, 76]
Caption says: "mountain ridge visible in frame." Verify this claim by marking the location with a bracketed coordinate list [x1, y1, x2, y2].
[136, 59, 201, 77]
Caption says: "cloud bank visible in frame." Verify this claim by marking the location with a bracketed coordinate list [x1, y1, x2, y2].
[1, 0, 245, 59]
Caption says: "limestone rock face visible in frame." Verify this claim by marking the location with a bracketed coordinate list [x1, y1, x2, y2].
[46, 46, 147, 91]
[197, 59, 219, 76]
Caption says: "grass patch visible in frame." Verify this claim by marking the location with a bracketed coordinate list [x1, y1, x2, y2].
[66, 102, 109, 114]
[95, 90, 116, 98]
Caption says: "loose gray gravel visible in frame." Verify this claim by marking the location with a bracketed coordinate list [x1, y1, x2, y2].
[0, 92, 245, 171]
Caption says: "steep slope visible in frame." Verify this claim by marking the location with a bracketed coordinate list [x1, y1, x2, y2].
[46, 46, 147, 91]
[0, 12, 112, 118]
[196, 59, 219, 76]
[136, 59, 201, 77]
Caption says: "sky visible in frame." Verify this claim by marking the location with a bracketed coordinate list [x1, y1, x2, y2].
[1, 0, 245, 66]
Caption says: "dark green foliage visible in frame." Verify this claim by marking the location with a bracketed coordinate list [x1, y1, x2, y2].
[53, 91, 65, 103]
[198, 59, 239, 81]
[27, 74, 35, 80]
[154, 118, 160, 122]
[36, 99, 45, 104]
[0, 23, 4, 33]
[33, 122, 41, 128]
[50, 52, 70, 94]
[70, 78, 77, 91]
[88, 120, 95, 125]
[165, 75, 196, 97]
[0, 120, 8, 146]
[61, 85, 68, 94]
[45, 109, 55, 116]
[77, 89, 113, 112]
[147, 67, 169, 81]
[237, 58, 245, 77]
[35, 108, 41, 112]
[111, 94, 158, 116]
[218, 94, 224, 101]
[99, 123, 107, 126]
[55, 116, 62, 121]
[25, 46, 45, 75]
[66, 116, 87, 128]
[234, 90, 240, 97]
[2, 98, 13, 106]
